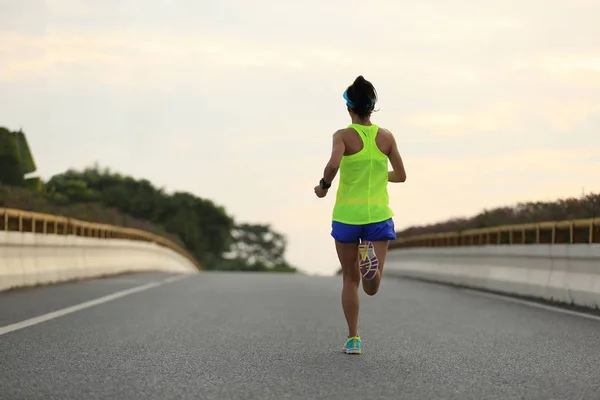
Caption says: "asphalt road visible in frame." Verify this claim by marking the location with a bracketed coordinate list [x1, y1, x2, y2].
[1, 271, 599, 400]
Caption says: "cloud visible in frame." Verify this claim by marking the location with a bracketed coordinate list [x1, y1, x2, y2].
[0, 31, 347, 88]
[397, 99, 600, 141]
[402, 105, 517, 138]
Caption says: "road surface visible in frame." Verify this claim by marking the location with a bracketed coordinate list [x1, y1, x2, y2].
[1, 271, 599, 399]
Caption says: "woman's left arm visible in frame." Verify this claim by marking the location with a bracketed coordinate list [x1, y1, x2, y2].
[323, 130, 345, 184]
[314, 130, 345, 197]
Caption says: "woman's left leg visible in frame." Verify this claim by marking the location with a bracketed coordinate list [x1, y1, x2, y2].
[331, 221, 363, 354]
[360, 240, 390, 296]
[335, 240, 361, 339]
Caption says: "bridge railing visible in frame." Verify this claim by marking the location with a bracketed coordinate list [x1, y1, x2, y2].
[389, 217, 600, 250]
[0, 207, 201, 270]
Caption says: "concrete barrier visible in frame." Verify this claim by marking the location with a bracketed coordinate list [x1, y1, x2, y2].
[386, 244, 600, 309]
[0, 231, 198, 292]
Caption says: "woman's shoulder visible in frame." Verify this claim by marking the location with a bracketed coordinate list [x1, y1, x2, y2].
[333, 127, 359, 137]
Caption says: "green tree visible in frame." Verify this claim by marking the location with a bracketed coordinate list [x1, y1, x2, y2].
[45, 166, 234, 267]
[0, 127, 25, 186]
[0, 126, 40, 190]
[220, 223, 297, 272]
[14, 129, 36, 175]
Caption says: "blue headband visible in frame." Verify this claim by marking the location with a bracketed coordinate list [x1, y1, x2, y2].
[343, 89, 375, 109]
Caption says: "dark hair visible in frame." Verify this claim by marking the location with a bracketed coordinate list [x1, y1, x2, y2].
[345, 75, 378, 119]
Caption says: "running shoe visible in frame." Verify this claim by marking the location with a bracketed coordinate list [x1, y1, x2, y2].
[358, 240, 378, 280]
[343, 336, 362, 355]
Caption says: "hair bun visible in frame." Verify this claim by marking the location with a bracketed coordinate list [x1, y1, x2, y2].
[345, 75, 378, 118]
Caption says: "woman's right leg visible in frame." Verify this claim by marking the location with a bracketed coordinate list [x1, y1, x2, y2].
[359, 218, 397, 296]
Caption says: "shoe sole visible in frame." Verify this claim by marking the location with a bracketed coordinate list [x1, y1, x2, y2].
[358, 241, 378, 280]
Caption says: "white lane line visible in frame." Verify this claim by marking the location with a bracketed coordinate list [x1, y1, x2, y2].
[0, 274, 190, 337]
[461, 288, 600, 322]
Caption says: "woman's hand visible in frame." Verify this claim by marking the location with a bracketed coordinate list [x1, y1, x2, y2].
[314, 185, 328, 198]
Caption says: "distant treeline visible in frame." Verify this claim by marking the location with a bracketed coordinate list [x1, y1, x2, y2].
[396, 193, 600, 238]
[0, 126, 296, 273]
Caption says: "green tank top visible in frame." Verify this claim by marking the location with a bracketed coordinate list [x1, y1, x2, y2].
[332, 124, 394, 225]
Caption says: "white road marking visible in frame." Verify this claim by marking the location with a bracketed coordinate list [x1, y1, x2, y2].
[461, 288, 600, 322]
[0, 274, 190, 337]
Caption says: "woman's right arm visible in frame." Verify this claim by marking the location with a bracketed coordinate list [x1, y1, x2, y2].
[386, 131, 407, 183]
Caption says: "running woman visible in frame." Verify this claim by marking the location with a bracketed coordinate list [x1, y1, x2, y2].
[314, 75, 407, 355]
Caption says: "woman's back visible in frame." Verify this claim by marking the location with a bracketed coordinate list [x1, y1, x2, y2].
[332, 123, 394, 225]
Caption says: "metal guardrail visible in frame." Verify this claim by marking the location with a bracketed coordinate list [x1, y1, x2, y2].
[0, 207, 202, 270]
[389, 218, 600, 249]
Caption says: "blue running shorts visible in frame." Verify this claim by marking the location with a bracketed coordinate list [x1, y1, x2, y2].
[331, 218, 397, 243]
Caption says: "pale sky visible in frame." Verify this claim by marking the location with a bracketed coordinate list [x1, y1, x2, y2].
[1, 0, 600, 276]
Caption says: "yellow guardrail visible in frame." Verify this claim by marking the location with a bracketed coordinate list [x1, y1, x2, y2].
[0, 207, 202, 270]
[389, 217, 600, 249]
